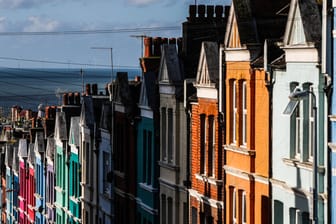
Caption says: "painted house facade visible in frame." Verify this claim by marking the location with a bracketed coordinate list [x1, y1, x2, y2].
[189, 41, 224, 224]
[27, 140, 35, 223]
[223, 0, 289, 223]
[271, 0, 327, 223]
[46, 137, 56, 223]
[54, 111, 69, 224]
[5, 144, 14, 224]
[97, 103, 113, 224]
[112, 72, 140, 224]
[34, 131, 46, 224]
[18, 138, 28, 224]
[12, 146, 20, 223]
[68, 116, 81, 224]
[136, 37, 161, 224]
[158, 43, 189, 224]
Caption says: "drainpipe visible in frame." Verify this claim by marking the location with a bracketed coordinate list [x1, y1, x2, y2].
[219, 44, 226, 221]
[109, 83, 115, 224]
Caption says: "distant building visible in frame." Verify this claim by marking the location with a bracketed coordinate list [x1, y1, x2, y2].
[18, 138, 28, 223]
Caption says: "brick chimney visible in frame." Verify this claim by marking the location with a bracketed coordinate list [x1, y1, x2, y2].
[144, 37, 152, 57]
[86, 84, 91, 95]
[63, 93, 68, 105]
[92, 84, 98, 95]
[68, 92, 74, 105]
[153, 37, 162, 57]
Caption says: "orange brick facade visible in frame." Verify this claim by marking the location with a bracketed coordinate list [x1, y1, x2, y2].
[224, 62, 270, 224]
[190, 97, 224, 224]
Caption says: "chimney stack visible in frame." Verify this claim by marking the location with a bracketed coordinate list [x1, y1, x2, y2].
[75, 92, 81, 105]
[215, 5, 224, 18]
[169, 38, 176, 45]
[144, 37, 152, 57]
[63, 93, 68, 105]
[86, 84, 91, 95]
[207, 5, 214, 18]
[198, 5, 206, 18]
[92, 84, 98, 95]
[153, 37, 162, 56]
[68, 92, 74, 105]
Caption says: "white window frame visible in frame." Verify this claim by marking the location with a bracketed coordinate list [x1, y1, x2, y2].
[295, 105, 301, 159]
[232, 80, 237, 144]
[242, 191, 246, 224]
[242, 81, 247, 146]
[212, 119, 216, 177]
[308, 86, 314, 161]
[232, 188, 237, 224]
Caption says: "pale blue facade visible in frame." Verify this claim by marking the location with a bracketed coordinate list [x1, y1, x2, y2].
[271, 1, 327, 223]
[330, 0, 336, 223]
[34, 132, 46, 224]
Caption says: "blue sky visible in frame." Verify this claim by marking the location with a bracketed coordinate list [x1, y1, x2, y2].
[0, 0, 230, 68]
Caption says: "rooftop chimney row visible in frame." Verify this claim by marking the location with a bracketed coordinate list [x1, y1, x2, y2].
[144, 36, 183, 57]
[188, 5, 228, 21]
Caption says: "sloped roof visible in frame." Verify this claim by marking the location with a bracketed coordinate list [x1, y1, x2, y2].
[46, 137, 55, 160]
[12, 146, 19, 172]
[283, 0, 321, 45]
[34, 131, 45, 153]
[231, 0, 289, 45]
[28, 143, 35, 165]
[139, 71, 159, 111]
[18, 138, 28, 158]
[158, 44, 182, 84]
[55, 111, 67, 141]
[69, 116, 80, 146]
[99, 103, 112, 131]
[5, 144, 13, 167]
[80, 96, 95, 131]
[195, 41, 219, 86]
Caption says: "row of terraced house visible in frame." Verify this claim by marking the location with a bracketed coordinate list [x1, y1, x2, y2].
[1, 0, 336, 223]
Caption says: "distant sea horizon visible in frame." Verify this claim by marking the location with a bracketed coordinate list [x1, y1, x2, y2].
[0, 67, 141, 116]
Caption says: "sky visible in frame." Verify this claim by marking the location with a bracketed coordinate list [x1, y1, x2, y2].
[0, 0, 230, 69]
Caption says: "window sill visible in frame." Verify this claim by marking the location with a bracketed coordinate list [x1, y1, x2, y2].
[282, 158, 325, 174]
[195, 173, 223, 186]
[224, 144, 255, 156]
[69, 196, 80, 204]
[139, 183, 158, 193]
[158, 161, 179, 171]
[55, 186, 65, 193]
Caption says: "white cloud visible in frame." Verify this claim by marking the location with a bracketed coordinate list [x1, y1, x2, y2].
[126, 0, 159, 6]
[0, 17, 7, 32]
[0, 0, 60, 9]
[23, 16, 59, 32]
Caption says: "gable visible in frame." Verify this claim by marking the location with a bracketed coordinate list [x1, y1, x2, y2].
[227, 11, 241, 48]
[195, 42, 219, 87]
[284, 0, 321, 47]
[289, 2, 306, 45]
[139, 78, 149, 107]
[160, 61, 169, 82]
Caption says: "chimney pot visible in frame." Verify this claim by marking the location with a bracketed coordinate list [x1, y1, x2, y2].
[177, 37, 182, 55]
[63, 93, 68, 105]
[74, 92, 81, 105]
[144, 37, 153, 57]
[68, 92, 75, 105]
[189, 5, 196, 20]
[207, 5, 214, 18]
[169, 38, 176, 45]
[153, 37, 162, 56]
[215, 5, 224, 18]
[198, 5, 206, 18]
[105, 84, 109, 96]
[92, 84, 98, 95]
[45, 106, 50, 119]
[224, 6, 230, 18]
[86, 84, 91, 95]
